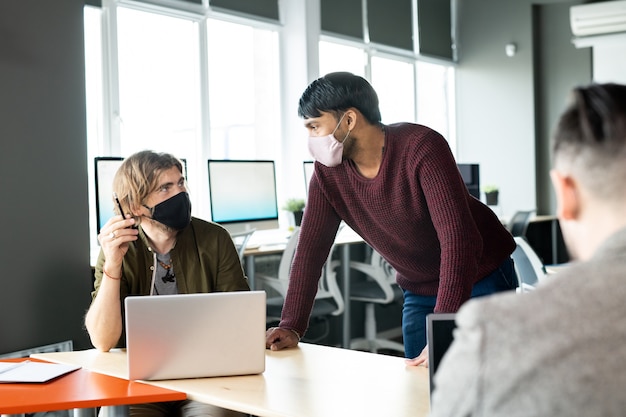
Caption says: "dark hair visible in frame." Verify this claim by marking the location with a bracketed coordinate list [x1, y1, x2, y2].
[553, 83, 626, 157]
[552, 83, 626, 198]
[298, 72, 382, 124]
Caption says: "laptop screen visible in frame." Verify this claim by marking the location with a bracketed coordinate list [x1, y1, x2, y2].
[427, 313, 457, 394]
[125, 291, 266, 380]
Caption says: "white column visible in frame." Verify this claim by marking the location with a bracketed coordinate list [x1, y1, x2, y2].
[277, 0, 321, 224]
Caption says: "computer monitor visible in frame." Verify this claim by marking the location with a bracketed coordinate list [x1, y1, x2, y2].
[95, 156, 187, 236]
[95, 157, 124, 235]
[303, 161, 314, 196]
[456, 163, 480, 199]
[207, 160, 279, 234]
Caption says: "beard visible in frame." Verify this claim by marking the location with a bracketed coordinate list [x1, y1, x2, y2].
[340, 130, 356, 160]
[145, 216, 177, 234]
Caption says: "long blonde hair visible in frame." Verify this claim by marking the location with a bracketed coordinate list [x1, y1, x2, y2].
[112, 150, 184, 219]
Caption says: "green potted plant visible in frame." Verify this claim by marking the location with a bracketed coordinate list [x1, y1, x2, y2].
[482, 185, 499, 206]
[282, 198, 306, 226]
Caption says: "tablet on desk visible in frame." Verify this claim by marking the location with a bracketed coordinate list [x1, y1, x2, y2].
[426, 313, 457, 395]
[0, 360, 81, 383]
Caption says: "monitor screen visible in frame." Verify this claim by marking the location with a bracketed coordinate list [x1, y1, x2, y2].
[456, 163, 480, 199]
[95, 157, 124, 235]
[207, 160, 279, 234]
[303, 161, 314, 196]
[427, 313, 457, 395]
[95, 156, 187, 236]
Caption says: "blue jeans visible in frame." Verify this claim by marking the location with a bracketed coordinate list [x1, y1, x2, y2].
[401, 258, 518, 358]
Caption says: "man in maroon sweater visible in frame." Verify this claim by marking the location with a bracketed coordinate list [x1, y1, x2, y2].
[266, 72, 517, 364]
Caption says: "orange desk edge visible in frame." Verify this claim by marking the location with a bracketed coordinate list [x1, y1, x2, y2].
[0, 358, 186, 414]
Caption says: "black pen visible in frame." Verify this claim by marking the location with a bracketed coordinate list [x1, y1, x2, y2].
[113, 192, 137, 246]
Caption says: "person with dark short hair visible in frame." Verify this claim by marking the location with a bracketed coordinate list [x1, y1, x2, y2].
[265, 72, 518, 364]
[430, 83, 626, 416]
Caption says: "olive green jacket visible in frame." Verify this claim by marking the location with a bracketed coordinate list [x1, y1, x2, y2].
[92, 217, 250, 346]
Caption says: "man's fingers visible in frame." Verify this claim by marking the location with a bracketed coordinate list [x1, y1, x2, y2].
[265, 327, 299, 350]
[405, 345, 429, 367]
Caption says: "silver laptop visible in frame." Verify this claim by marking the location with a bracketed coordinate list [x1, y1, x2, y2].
[426, 313, 457, 395]
[125, 291, 266, 381]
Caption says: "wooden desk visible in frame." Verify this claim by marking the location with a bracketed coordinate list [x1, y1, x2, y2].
[33, 343, 430, 417]
[0, 358, 185, 416]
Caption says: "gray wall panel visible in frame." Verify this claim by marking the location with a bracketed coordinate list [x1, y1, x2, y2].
[0, 0, 92, 354]
[455, 0, 591, 219]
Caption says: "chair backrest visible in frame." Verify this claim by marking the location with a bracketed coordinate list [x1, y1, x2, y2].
[230, 228, 256, 262]
[352, 249, 398, 303]
[269, 226, 344, 316]
[507, 210, 535, 237]
[315, 253, 345, 316]
[276, 227, 301, 284]
[511, 236, 547, 293]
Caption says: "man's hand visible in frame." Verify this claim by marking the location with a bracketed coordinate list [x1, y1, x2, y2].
[266, 327, 300, 351]
[405, 345, 429, 367]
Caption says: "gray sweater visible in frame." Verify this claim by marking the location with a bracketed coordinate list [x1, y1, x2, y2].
[430, 227, 626, 417]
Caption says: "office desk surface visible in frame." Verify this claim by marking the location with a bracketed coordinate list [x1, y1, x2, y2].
[33, 343, 430, 417]
[0, 358, 185, 414]
[244, 225, 364, 256]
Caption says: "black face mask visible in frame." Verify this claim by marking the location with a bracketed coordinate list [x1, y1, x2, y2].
[144, 192, 192, 231]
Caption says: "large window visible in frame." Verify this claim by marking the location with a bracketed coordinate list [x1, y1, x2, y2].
[83, 3, 281, 260]
[319, 41, 366, 77]
[84, 1, 455, 261]
[415, 61, 455, 147]
[319, 39, 456, 148]
[116, 8, 201, 160]
[206, 19, 280, 161]
[84, 5, 105, 258]
[370, 55, 416, 124]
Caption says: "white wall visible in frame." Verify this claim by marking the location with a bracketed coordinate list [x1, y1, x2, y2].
[278, 0, 321, 210]
[582, 33, 626, 83]
[455, 0, 537, 218]
[455, 0, 592, 219]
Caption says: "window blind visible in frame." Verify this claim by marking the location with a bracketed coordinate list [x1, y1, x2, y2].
[321, 0, 454, 59]
[321, 0, 364, 40]
[368, 0, 413, 51]
[210, 0, 279, 21]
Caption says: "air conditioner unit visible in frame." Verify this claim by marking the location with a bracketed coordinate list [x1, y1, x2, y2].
[570, 0, 626, 37]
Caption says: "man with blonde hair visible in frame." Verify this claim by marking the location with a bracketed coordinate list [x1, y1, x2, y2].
[85, 150, 249, 417]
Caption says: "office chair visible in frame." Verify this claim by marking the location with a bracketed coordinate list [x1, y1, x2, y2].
[256, 227, 345, 342]
[229, 229, 257, 263]
[511, 236, 547, 293]
[349, 248, 405, 354]
[507, 209, 535, 238]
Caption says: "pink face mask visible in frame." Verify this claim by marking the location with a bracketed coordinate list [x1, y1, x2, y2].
[307, 113, 351, 167]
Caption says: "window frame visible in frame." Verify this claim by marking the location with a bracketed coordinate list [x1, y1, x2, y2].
[318, 33, 457, 151]
[84, 0, 456, 262]
[85, 1, 285, 260]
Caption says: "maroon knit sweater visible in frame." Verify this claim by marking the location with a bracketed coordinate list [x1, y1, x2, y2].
[280, 123, 515, 336]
